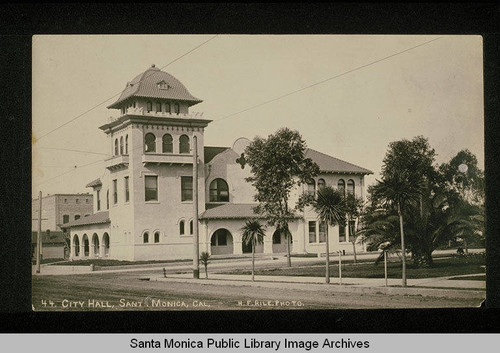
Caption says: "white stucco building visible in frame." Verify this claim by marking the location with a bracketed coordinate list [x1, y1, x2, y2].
[63, 65, 372, 261]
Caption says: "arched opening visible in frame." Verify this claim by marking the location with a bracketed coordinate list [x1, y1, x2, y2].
[143, 232, 149, 244]
[174, 102, 180, 114]
[154, 231, 160, 243]
[114, 139, 119, 155]
[179, 135, 190, 154]
[120, 136, 124, 155]
[103, 233, 110, 257]
[92, 233, 100, 257]
[272, 228, 293, 253]
[73, 234, 80, 257]
[307, 179, 316, 195]
[210, 229, 234, 255]
[82, 234, 89, 257]
[179, 220, 185, 235]
[318, 178, 326, 190]
[125, 135, 128, 154]
[242, 236, 264, 254]
[162, 134, 173, 153]
[209, 178, 229, 202]
[145, 133, 156, 152]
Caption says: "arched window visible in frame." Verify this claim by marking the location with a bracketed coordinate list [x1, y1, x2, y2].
[209, 178, 229, 202]
[103, 233, 110, 256]
[179, 135, 190, 154]
[174, 102, 180, 114]
[337, 179, 345, 195]
[190, 220, 193, 235]
[156, 102, 162, 113]
[318, 178, 326, 190]
[347, 179, 355, 195]
[83, 234, 89, 256]
[125, 135, 128, 154]
[272, 231, 281, 244]
[179, 220, 185, 235]
[120, 136, 124, 155]
[145, 133, 156, 152]
[154, 232, 160, 243]
[165, 102, 171, 114]
[143, 232, 149, 244]
[106, 190, 109, 209]
[307, 179, 316, 195]
[114, 139, 119, 155]
[162, 134, 173, 153]
[147, 101, 152, 112]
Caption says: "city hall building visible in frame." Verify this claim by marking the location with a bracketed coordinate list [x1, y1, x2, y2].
[63, 65, 372, 261]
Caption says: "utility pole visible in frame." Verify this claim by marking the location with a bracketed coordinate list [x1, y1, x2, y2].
[36, 191, 42, 274]
[193, 135, 200, 279]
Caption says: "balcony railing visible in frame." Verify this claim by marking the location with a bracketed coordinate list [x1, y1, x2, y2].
[105, 155, 129, 170]
[118, 107, 204, 119]
[142, 153, 193, 166]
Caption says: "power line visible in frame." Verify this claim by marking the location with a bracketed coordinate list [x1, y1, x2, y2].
[33, 159, 104, 187]
[35, 35, 219, 141]
[213, 36, 442, 123]
[38, 147, 110, 156]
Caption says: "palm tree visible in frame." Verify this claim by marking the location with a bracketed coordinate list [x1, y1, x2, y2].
[372, 170, 422, 287]
[345, 193, 364, 263]
[312, 186, 346, 284]
[199, 252, 210, 279]
[241, 219, 266, 281]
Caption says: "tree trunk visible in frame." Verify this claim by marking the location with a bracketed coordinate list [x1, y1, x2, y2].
[398, 203, 407, 287]
[251, 239, 255, 282]
[205, 264, 208, 279]
[325, 224, 330, 284]
[285, 229, 291, 267]
[464, 238, 469, 255]
[351, 241, 357, 263]
[349, 221, 357, 263]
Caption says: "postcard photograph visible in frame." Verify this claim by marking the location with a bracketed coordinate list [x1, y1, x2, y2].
[31, 34, 485, 311]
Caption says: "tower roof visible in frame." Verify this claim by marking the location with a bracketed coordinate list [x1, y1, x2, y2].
[107, 64, 203, 109]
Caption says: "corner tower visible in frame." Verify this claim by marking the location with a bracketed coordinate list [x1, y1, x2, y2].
[98, 65, 211, 261]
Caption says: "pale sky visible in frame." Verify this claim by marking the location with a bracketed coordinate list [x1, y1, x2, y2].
[32, 35, 484, 198]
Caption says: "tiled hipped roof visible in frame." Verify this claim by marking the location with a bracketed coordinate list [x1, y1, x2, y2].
[107, 65, 202, 109]
[61, 211, 110, 228]
[200, 204, 262, 220]
[305, 149, 373, 175]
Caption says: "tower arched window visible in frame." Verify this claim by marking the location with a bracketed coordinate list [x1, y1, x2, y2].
[162, 134, 173, 153]
[174, 102, 180, 114]
[179, 135, 190, 154]
[143, 232, 149, 244]
[337, 179, 345, 195]
[209, 178, 229, 202]
[145, 133, 156, 152]
[179, 220, 185, 235]
[154, 231, 160, 243]
[347, 179, 355, 195]
[190, 220, 193, 235]
[156, 102, 162, 113]
[114, 139, 119, 155]
[165, 102, 171, 114]
[147, 101, 153, 112]
[120, 136, 124, 155]
[125, 135, 128, 154]
[318, 178, 326, 190]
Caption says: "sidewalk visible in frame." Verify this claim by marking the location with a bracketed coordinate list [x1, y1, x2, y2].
[150, 272, 485, 299]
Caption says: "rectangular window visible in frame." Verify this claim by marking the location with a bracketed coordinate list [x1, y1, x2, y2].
[63, 215, 69, 224]
[348, 220, 356, 242]
[113, 179, 118, 204]
[96, 189, 101, 211]
[339, 222, 346, 242]
[181, 176, 193, 202]
[76, 199, 79, 204]
[308, 221, 316, 243]
[319, 222, 327, 243]
[124, 176, 129, 202]
[74, 215, 80, 220]
[145, 176, 158, 201]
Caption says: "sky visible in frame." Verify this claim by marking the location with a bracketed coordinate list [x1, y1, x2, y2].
[32, 35, 484, 198]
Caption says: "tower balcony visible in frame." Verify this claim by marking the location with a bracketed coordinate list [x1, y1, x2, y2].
[142, 153, 193, 166]
[119, 107, 205, 119]
[105, 155, 129, 171]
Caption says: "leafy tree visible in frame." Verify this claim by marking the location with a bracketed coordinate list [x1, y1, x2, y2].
[312, 186, 346, 284]
[241, 220, 266, 281]
[245, 128, 319, 267]
[199, 252, 210, 279]
[371, 170, 422, 286]
[345, 193, 364, 263]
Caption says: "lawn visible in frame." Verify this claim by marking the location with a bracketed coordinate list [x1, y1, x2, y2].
[219, 254, 486, 279]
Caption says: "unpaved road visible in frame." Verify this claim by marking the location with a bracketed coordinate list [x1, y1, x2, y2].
[32, 271, 483, 311]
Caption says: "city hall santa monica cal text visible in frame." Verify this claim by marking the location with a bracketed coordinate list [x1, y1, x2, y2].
[62, 64, 372, 261]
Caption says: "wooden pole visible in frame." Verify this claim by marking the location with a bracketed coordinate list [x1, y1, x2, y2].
[384, 250, 388, 287]
[338, 251, 342, 285]
[36, 191, 42, 274]
[325, 223, 330, 284]
[193, 135, 199, 279]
